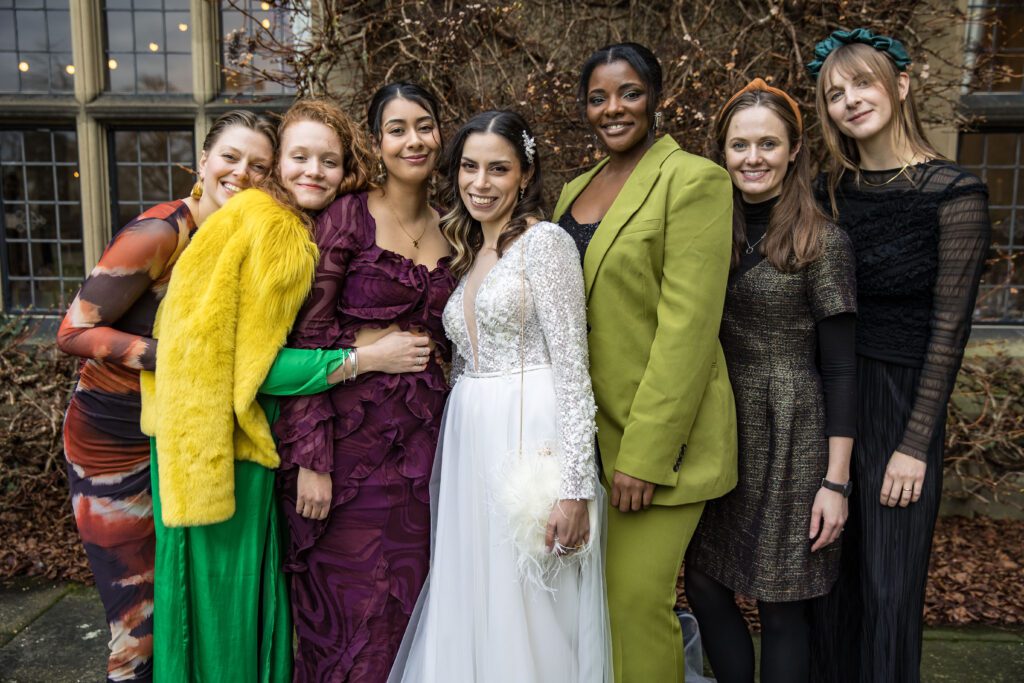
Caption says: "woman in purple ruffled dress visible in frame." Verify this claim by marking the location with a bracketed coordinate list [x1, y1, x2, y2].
[273, 83, 454, 682]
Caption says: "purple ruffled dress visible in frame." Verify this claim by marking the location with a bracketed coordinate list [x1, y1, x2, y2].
[273, 191, 454, 682]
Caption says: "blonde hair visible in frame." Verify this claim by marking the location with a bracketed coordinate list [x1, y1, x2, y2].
[815, 43, 943, 216]
[259, 98, 373, 229]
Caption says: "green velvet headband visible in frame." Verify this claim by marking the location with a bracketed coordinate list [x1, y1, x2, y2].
[806, 28, 912, 81]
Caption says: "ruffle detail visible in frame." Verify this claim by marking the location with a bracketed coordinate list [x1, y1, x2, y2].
[277, 371, 446, 573]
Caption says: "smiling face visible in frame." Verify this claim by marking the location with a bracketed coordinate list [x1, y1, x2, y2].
[824, 65, 908, 148]
[278, 119, 345, 211]
[724, 105, 798, 204]
[376, 96, 441, 186]
[585, 59, 651, 154]
[197, 125, 274, 209]
[457, 131, 528, 234]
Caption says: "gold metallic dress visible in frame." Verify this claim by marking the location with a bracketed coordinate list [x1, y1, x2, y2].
[688, 220, 856, 602]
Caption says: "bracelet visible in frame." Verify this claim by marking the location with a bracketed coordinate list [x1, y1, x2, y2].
[349, 348, 358, 381]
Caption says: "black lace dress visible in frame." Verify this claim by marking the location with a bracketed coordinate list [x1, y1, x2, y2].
[811, 161, 991, 683]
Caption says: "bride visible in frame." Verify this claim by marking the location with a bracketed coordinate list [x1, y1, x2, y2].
[387, 110, 611, 683]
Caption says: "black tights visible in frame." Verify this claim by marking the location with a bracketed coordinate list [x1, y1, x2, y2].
[684, 565, 810, 683]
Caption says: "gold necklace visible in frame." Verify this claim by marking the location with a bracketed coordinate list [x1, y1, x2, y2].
[860, 161, 911, 187]
[386, 201, 428, 248]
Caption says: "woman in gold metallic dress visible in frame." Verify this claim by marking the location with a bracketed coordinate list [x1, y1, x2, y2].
[684, 78, 857, 683]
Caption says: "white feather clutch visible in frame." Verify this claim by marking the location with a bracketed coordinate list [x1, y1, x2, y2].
[495, 441, 596, 591]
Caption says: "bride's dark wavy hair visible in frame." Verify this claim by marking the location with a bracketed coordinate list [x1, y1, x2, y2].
[439, 110, 545, 278]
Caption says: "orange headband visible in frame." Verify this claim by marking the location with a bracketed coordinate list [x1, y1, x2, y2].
[720, 77, 803, 135]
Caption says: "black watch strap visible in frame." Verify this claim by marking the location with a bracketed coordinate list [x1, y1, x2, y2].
[821, 478, 853, 498]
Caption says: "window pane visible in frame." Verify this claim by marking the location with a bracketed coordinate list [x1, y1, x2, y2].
[104, 1, 192, 95]
[109, 127, 195, 237]
[0, 129, 83, 313]
[117, 165, 140, 202]
[0, 4, 71, 93]
[4, 203, 26, 239]
[141, 165, 169, 201]
[27, 203, 57, 239]
[107, 53, 136, 92]
[960, 128, 1024, 322]
[2, 167, 24, 201]
[61, 242, 85, 279]
[16, 10, 47, 52]
[220, 0, 297, 97]
[54, 165, 80, 202]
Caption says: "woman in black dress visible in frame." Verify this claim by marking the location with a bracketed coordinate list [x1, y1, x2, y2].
[684, 78, 857, 683]
[807, 29, 991, 682]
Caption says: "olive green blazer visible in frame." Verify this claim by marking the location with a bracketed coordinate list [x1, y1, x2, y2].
[553, 135, 738, 507]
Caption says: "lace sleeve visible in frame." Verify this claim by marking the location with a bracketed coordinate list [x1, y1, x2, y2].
[897, 184, 991, 460]
[526, 223, 597, 500]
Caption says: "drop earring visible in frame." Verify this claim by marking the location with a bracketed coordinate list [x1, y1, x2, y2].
[190, 176, 203, 200]
[653, 111, 663, 133]
[376, 157, 387, 183]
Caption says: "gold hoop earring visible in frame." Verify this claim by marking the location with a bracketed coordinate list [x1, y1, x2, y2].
[190, 177, 203, 200]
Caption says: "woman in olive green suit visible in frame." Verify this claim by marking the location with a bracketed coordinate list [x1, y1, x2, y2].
[553, 43, 737, 682]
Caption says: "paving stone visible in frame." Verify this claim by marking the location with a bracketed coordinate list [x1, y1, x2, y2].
[0, 586, 107, 683]
[0, 578, 72, 648]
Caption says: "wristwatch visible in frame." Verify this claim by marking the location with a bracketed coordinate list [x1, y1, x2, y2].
[821, 478, 853, 498]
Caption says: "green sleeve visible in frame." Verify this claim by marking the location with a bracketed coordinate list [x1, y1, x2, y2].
[259, 346, 349, 397]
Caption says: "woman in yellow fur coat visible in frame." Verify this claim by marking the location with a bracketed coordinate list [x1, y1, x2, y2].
[141, 99, 422, 681]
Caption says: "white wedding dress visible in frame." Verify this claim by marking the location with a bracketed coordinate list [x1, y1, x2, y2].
[387, 221, 612, 683]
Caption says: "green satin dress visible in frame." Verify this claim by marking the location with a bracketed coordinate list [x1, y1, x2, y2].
[151, 347, 349, 682]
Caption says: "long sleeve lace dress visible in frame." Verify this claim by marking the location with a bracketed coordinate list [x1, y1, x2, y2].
[388, 221, 611, 683]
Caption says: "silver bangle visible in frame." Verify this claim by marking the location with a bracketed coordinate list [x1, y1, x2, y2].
[349, 348, 358, 381]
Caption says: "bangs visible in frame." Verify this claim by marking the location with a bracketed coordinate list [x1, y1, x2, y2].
[820, 43, 894, 93]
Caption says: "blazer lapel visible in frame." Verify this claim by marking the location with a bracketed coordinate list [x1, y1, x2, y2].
[581, 135, 679, 301]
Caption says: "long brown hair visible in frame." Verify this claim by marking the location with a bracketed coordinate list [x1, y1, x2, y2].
[815, 42, 943, 217]
[258, 98, 373, 229]
[715, 89, 827, 272]
[439, 110, 545, 278]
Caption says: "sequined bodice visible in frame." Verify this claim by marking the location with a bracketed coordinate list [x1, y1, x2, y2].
[442, 222, 597, 499]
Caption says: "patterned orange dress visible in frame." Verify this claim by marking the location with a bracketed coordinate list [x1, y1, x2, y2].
[58, 200, 195, 683]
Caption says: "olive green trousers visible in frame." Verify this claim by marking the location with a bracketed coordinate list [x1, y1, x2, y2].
[605, 501, 705, 683]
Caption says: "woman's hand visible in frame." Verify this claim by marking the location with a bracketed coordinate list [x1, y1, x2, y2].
[545, 499, 591, 554]
[331, 330, 432, 381]
[880, 450, 926, 507]
[610, 470, 656, 512]
[809, 487, 848, 552]
[296, 467, 332, 520]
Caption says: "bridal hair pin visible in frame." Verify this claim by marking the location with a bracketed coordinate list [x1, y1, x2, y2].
[522, 131, 536, 164]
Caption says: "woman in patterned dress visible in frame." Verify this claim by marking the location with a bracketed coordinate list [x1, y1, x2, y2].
[273, 83, 456, 682]
[57, 110, 277, 682]
[684, 78, 857, 683]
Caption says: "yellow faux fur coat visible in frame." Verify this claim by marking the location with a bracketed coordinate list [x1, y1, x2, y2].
[140, 188, 319, 527]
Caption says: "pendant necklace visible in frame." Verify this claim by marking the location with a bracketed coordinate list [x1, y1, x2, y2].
[861, 161, 911, 187]
[387, 202, 427, 248]
[745, 233, 766, 255]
